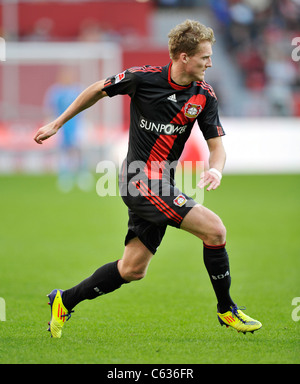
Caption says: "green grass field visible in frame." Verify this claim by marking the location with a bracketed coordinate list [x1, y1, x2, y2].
[0, 173, 299, 364]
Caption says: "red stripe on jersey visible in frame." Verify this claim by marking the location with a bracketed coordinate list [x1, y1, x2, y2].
[217, 126, 223, 136]
[144, 94, 206, 179]
[128, 66, 163, 74]
[144, 134, 177, 179]
[134, 182, 178, 223]
[141, 181, 183, 224]
[104, 80, 112, 87]
[197, 81, 217, 99]
[136, 180, 183, 224]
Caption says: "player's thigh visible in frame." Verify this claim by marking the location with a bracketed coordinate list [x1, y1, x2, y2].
[180, 204, 226, 244]
[118, 237, 154, 281]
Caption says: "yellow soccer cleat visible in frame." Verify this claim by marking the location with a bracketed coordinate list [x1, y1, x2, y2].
[218, 305, 262, 334]
[47, 289, 73, 338]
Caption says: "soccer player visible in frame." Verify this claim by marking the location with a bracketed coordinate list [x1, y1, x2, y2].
[34, 20, 262, 338]
[44, 67, 90, 193]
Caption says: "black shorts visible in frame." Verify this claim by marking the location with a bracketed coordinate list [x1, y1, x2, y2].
[119, 176, 197, 254]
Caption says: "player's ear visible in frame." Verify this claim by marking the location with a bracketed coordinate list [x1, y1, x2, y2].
[180, 52, 189, 64]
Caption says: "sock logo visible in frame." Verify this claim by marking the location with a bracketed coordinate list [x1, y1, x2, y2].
[211, 270, 229, 280]
[93, 287, 105, 296]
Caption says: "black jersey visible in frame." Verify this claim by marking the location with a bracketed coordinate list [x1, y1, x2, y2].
[103, 62, 224, 179]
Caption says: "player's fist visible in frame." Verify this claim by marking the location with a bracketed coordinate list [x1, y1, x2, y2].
[34, 122, 60, 144]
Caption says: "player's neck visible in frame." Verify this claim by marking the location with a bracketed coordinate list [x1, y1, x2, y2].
[170, 61, 193, 86]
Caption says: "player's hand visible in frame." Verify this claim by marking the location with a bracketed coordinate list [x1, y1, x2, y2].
[198, 169, 222, 191]
[33, 122, 59, 144]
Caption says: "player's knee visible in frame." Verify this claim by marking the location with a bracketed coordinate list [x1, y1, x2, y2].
[212, 221, 226, 244]
[216, 222, 226, 243]
[206, 219, 226, 245]
[120, 265, 147, 282]
[131, 269, 146, 281]
[124, 269, 146, 282]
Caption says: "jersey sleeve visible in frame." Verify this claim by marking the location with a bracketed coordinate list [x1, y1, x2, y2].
[103, 69, 139, 98]
[197, 94, 225, 140]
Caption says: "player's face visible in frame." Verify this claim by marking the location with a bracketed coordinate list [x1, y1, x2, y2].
[185, 41, 213, 82]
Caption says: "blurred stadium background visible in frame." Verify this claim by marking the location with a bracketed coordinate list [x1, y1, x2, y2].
[0, 0, 299, 177]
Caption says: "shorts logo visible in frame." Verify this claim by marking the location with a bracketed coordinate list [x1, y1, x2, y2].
[115, 71, 126, 84]
[173, 194, 187, 207]
[184, 103, 202, 118]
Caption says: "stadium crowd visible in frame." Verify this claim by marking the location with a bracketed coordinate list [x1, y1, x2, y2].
[209, 0, 300, 116]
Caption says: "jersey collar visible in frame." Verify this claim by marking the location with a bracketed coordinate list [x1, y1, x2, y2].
[167, 62, 192, 90]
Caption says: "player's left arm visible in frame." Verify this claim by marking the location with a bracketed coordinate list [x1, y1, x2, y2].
[198, 136, 226, 191]
[34, 80, 107, 144]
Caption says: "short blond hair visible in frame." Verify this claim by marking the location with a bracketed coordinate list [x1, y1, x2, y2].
[168, 19, 216, 60]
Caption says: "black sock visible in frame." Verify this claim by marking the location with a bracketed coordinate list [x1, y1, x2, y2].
[203, 243, 235, 313]
[62, 260, 128, 311]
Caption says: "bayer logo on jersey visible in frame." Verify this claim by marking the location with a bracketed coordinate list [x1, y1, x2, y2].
[173, 194, 187, 207]
[184, 103, 202, 118]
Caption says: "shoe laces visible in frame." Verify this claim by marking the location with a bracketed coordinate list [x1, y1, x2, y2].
[61, 310, 74, 321]
[231, 305, 247, 323]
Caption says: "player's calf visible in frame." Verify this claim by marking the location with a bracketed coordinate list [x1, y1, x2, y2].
[61, 260, 128, 311]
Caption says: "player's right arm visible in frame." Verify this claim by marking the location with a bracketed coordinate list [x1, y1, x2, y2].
[34, 79, 107, 144]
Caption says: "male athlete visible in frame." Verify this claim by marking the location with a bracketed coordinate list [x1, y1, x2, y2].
[34, 20, 262, 338]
